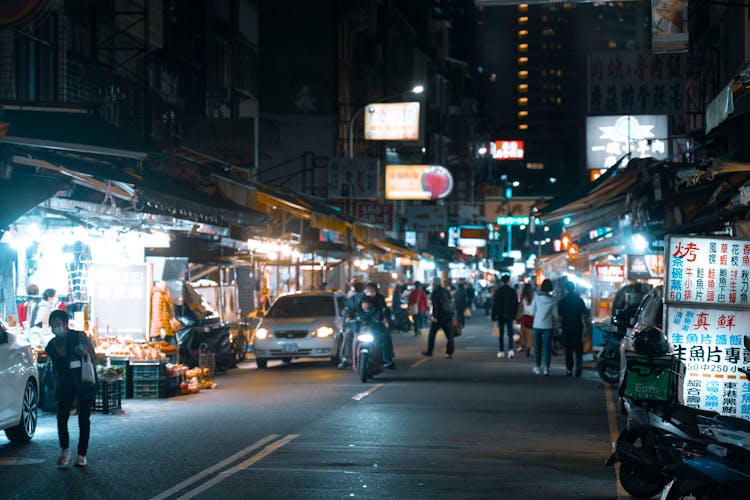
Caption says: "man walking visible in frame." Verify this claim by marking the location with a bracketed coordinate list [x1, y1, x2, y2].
[491, 275, 518, 359]
[558, 281, 590, 377]
[408, 281, 428, 336]
[422, 277, 455, 359]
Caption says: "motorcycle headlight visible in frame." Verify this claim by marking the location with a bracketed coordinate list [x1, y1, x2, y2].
[357, 333, 374, 343]
[314, 326, 334, 338]
[255, 328, 270, 340]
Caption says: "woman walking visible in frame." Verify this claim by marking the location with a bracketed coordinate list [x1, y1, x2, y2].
[45, 309, 98, 467]
[530, 279, 559, 376]
[516, 283, 535, 357]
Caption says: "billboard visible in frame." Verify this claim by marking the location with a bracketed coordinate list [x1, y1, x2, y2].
[651, 0, 688, 53]
[586, 114, 669, 170]
[490, 140, 525, 160]
[406, 205, 448, 232]
[328, 158, 379, 199]
[385, 165, 453, 200]
[364, 102, 420, 141]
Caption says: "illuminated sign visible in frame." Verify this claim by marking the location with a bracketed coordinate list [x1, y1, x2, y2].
[385, 165, 453, 200]
[490, 140, 525, 160]
[586, 115, 669, 170]
[496, 215, 529, 226]
[447, 226, 486, 248]
[595, 265, 625, 283]
[364, 102, 420, 141]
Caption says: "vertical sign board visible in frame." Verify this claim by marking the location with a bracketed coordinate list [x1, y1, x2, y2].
[91, 264, 151, 338]
[665, 235, 750, 420]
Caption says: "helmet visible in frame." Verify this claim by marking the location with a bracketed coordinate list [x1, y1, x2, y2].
[633, 325, 671, 357]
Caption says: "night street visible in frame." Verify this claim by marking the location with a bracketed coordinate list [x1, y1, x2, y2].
[1, 315, 622, 500]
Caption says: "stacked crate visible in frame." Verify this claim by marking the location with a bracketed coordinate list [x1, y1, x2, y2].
[130, 361, 168, 398]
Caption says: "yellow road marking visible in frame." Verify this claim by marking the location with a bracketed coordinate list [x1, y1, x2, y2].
[411, 358, 430, 368]
[352, 383, 384, 401]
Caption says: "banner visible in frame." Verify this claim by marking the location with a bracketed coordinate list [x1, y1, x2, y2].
[328, 158, 379, 199]
[356, 203, 394, 230]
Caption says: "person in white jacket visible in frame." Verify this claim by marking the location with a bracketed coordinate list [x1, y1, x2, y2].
[530, 279, 559, 376]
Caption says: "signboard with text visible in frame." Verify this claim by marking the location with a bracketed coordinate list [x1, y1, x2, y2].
[385, 165, 453, 200]
[329, 158, 379, 199]
[356, 203, 394, 230]
[91, 264, 150, 337]
[364, 102, 420, 141]
[490, 140, 525, 160]
[596, 265, 625, 283]
[406, 205, 447, 232]
[664, 234, 750, 419]
[586, 114, 669, 170]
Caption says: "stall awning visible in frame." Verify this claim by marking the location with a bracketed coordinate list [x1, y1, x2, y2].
[0, 172, 70, 233]
[0, 107, 154, 161]
[370, 239, 421, 260]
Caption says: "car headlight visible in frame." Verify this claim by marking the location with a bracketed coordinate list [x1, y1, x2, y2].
[357, 333, 374, 343]
[255, 328, 270, 340]
[314, 326, 334, 338]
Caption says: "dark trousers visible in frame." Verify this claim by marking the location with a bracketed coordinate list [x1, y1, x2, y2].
[57, 396, 92, 456]
[426, 317, 454, 355]
[497, 319, 514, 351]
[564, 330, 583, 375]
[340, 329, 354, 360]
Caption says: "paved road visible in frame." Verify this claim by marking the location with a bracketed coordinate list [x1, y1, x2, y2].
[1, 315, 624, 499]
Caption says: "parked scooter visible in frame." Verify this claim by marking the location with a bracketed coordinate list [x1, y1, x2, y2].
[389, 304, 413, 333]
[606, 327, 750, 498]
[351, 322, 385, 383]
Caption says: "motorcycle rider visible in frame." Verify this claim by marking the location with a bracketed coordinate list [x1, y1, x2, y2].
[364, 282, 395, 369]
[338, 280, 365, 369]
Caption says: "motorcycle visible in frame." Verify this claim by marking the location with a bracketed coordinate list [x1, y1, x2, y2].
[389, 304, 413, 333]
[351, 322, 385, 383]
[597, 304, 639, 384]
[606, 328, 750, 498]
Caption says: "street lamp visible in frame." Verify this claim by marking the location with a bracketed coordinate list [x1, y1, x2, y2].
[348, 84, 424, 159]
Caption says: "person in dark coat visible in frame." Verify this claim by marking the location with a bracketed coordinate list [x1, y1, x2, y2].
[491, 274, 519, 359]
[45, 309, 98, 467]
[558, 281, 590, 377]
[454, 283, 468, 328]
[423, 277, 455, 359]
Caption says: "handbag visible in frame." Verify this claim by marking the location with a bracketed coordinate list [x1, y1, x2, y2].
[492, 324, 500, 337]
[409, 303, 419, 315]
[81, 353, 96, 385]
[583, 329, 593, 354]
[521, 314, 534, 329]
[451, 317, 462, 337]
[463, 307, 471, 318]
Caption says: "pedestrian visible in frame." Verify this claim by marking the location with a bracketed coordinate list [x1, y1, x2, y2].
[339, 280, 365, 368]
[422, 277, 455, 359]
[516, 282, 535, 357]
[20, 283, 40, 330]
[32, 288, 57, 328]
[531, 279, 559, 376]
[558, 281, 590, 377]
[408, 281, 429, 336]
[454, 283, 468, 328]
[491, 275, 519, 359]
[466, 283, 475, 309]
[44, 309, 98, 467]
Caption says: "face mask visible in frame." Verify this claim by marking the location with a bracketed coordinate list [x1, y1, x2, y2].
[51, 327, 65, 337]
[365, 289, 375, 296]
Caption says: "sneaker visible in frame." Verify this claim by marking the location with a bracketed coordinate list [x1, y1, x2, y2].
[575, 368, 582, 378]
[532, 366, 541, 375]
[57, 449, 70, 467]
[497, 351, 506, 359]
[74, 455, 87, 467]
[337, 359, 349, 370]
[421, 351, 432, 357]
[384, 361, 396, 370]
[543, 367, 550, 376]
[507, 349, 515, 359]
[445, 354, 452, 359]
[566, 369, 573, 376]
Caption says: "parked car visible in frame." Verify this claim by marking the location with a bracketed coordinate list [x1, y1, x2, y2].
[0, 321, 39, 443]
[252, 291, 345, 368]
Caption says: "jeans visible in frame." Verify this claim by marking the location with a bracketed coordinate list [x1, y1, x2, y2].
[497, 320, 514, 352]
[57, 396, 92, 456]
[381, 330, 394, 364]
[340, 328, 354, 360]
[426, 317, 454, 356]
[564, 330, 583, 375]
[533, 328, 552, 369]
[413, 312, 425, 334]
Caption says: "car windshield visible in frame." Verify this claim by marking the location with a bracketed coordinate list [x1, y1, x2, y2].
[266, 295, 336, 318]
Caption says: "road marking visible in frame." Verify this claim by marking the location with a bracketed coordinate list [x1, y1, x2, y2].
[150, 434, 279, 500]
[176, 434, 299, 500]
[352, 384, 384, 400]
[410, 358, 430, 368]
[604, 384, 628, 499]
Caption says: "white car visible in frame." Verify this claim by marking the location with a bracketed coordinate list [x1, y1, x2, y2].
[253, 291, 345, 368]
[0, 321, 39, 443]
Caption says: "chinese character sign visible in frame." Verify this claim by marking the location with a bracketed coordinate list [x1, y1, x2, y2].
[91, 264, 150, 337]
[588, 51, 686, 115]
[666, 307, 750, 419]
[665, 235, 750, 307]
[328, 158, 379, 199]
[586, 115, 669, 170]
[356, 203, 394, 230]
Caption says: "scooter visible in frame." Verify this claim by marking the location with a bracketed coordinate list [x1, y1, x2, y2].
[351, 322, 385, 383]
[389, 304, 413, 333]
[597, 305, 638, 384]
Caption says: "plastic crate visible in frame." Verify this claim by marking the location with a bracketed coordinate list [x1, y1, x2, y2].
[109, 358, 133, 399]
[94, 379, 123, 413]
[130, 362, 166, 381]
[132, 378, 178, 398]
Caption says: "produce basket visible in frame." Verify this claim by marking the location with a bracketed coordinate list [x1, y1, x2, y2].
[198, 344, 215, 378]
[94, 379, 123, 413]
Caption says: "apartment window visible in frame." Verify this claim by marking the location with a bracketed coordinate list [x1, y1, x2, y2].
[518, 83, 529, 93]
[518, 3, 529, 12]
[518, 29, 529, 37]
[608, 40, 618, 49]
[541, 69, 548, 77]
[518, 16, 528, 23]
[518, 124, 529, 130]
[518, 110, 529, 118]
[556, 70, 562, 77]
[556, 97, 562, 105]
[517, 97, 528, 106]
[518, 43, 529, 53]
[518, 70, 528, 79]
[518, 56, 528, 64]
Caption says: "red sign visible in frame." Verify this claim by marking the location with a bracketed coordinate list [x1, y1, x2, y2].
[490, 140, 525, 160]
[356, 203, 394, 230]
